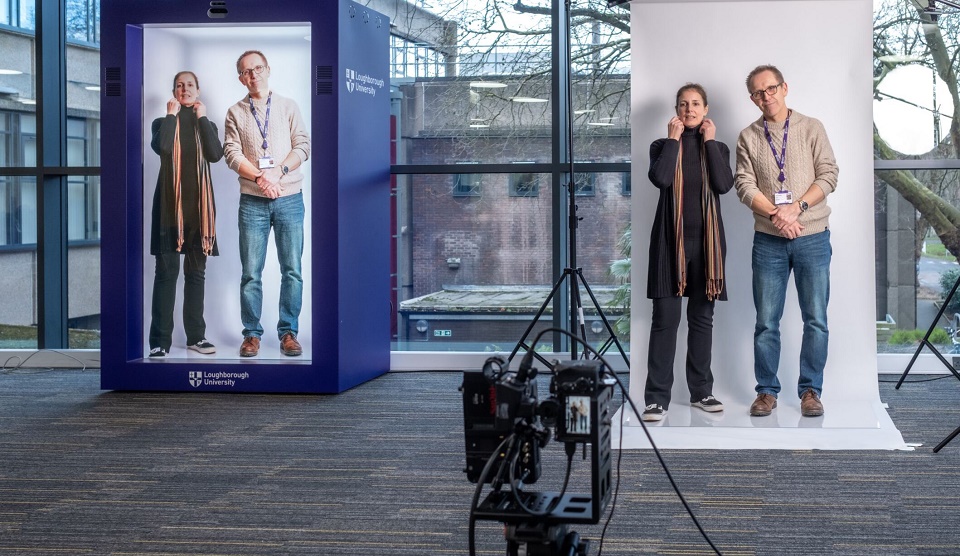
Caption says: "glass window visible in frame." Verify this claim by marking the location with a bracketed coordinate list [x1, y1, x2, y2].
[0, 174, 37, 348]
[873, 0, 958, 162]
[875, 169, 960, 353]
[391, 1, 553, 166]
[509, 167, 540, 197]
[453, 161, 481, 196]
[1, 0, 34, 29]
[621, 165, 631, 196]
[395, 172, 556, 351]
[573, 167, 596, 196]
[66, 0, 99, 44]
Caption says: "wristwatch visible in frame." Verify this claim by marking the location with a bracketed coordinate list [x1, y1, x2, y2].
[798, 199, 809, 213]
[281, 165, 290, 176]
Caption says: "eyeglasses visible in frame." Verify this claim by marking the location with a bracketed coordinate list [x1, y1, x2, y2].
[750, 82, 783, 101]
[239, 65, 266, 78]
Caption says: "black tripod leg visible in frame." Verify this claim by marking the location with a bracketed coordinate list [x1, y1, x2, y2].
[508, 269, 574, 366]
[896, 271, 960, 388]
[576, 269, 630, 368]
[933, 424, 960, 453]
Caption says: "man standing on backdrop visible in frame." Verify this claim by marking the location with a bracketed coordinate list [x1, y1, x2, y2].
[224, 50, 310, 357]
[734, 65, 839, 417]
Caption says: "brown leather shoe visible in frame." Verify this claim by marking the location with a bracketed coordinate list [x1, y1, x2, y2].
[239, 336, 260, 357]
[750, 393, 777, 416]
[280, 332, 302, 356]
[800, 389, 824, 417]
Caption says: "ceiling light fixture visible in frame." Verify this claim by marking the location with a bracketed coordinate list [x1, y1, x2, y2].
[0, 69, 24, 75]
[469, 81, 507, 89]
[511, 97, 547, 103]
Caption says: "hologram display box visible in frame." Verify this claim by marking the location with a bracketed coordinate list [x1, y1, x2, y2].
[100, 0, 391, 393]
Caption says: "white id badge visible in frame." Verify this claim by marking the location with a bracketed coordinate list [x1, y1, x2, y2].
[773, 190, 793, 205]
[258, 156, 275, 169]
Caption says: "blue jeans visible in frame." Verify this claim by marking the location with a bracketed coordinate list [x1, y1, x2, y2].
[752, 230, 831, 399]
[238, 193, 304, 340]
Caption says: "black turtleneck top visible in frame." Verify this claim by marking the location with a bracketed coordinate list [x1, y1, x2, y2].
[645, 124, 734, 299]
[648, 125, 734, 240]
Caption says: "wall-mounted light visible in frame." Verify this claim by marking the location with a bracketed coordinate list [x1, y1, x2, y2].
[446, 257, 461, 269]
[416, 319, 429, 334]
[591, 321, 604, 335]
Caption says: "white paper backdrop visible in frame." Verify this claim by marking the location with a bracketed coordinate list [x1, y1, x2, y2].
[141, 25, 313, 360]
[626, 0, 906, 448]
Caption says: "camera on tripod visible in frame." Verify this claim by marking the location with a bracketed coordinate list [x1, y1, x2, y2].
[461, 354, 615, 555]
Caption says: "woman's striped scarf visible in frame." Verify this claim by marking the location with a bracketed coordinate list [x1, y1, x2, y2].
[672, 138, 724, 300]
[171, 117, 216, 255]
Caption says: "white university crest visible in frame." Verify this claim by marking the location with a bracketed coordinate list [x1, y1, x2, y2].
[189, 371, 203, 388]
[346, 68, 355, 93]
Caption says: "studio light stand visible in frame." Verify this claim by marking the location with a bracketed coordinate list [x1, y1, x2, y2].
[896, 260, 960, 453]
[508, 0, 630, 371]
[894, 272, 960, 388]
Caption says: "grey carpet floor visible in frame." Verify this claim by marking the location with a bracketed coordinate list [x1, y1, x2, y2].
[1, 368, 959, 555]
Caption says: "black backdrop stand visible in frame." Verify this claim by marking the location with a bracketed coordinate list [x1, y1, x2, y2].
[895, 272, 960, 389]
[508, 0, 629, 371]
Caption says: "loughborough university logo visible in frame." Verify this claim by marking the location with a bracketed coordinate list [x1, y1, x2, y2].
[189, 371, 203, 388]
[344, 68, 384, 97]
[346, 69, 356, 93]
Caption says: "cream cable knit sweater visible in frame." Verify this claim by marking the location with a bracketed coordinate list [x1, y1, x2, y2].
[223, 91, 310, 198]
[734, 110, 838, 237]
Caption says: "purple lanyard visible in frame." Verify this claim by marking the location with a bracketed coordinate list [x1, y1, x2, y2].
[763, 116, 789, 183]
[248, 92, 272, 151]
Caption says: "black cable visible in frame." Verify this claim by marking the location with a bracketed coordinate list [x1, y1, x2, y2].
[508, 437, 576, 517]
[596, 369, 626, 556]
[880, 374, 957, 383]
[1, 349, 99, 373]
[468, 434, 517, 556]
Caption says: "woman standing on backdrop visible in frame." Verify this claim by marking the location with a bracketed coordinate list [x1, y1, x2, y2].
[641, 83, 734, 422]
[148, 71, 224, 357]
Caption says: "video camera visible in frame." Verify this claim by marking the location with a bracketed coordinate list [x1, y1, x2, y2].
[461, 354, 615, 555]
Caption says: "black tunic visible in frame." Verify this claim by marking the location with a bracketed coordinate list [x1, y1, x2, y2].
[150, 109, 224, 256]
[646, 125, 734, 300]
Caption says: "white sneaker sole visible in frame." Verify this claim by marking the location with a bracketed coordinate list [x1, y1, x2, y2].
[692, 403, 724, 413]
[641, 412, 665, 422]
[188, 345, 216, 355]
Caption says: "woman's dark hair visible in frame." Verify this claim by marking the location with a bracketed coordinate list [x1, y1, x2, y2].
[172, 71, 199, 92]
[675, 83, 708, 108]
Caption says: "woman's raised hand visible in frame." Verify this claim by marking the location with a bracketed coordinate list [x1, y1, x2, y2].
[667, 116, 684, 140]
[700, 118, 716, 141]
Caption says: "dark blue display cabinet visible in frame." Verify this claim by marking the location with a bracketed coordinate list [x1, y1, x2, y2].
[100, 0, 391, 393]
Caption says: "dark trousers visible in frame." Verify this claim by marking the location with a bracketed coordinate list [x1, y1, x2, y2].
[645, 239, 716, 409]
[149, 251, 207, 350]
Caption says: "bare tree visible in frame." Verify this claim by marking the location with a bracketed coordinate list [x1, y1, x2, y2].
[874, 0, 960, 258]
